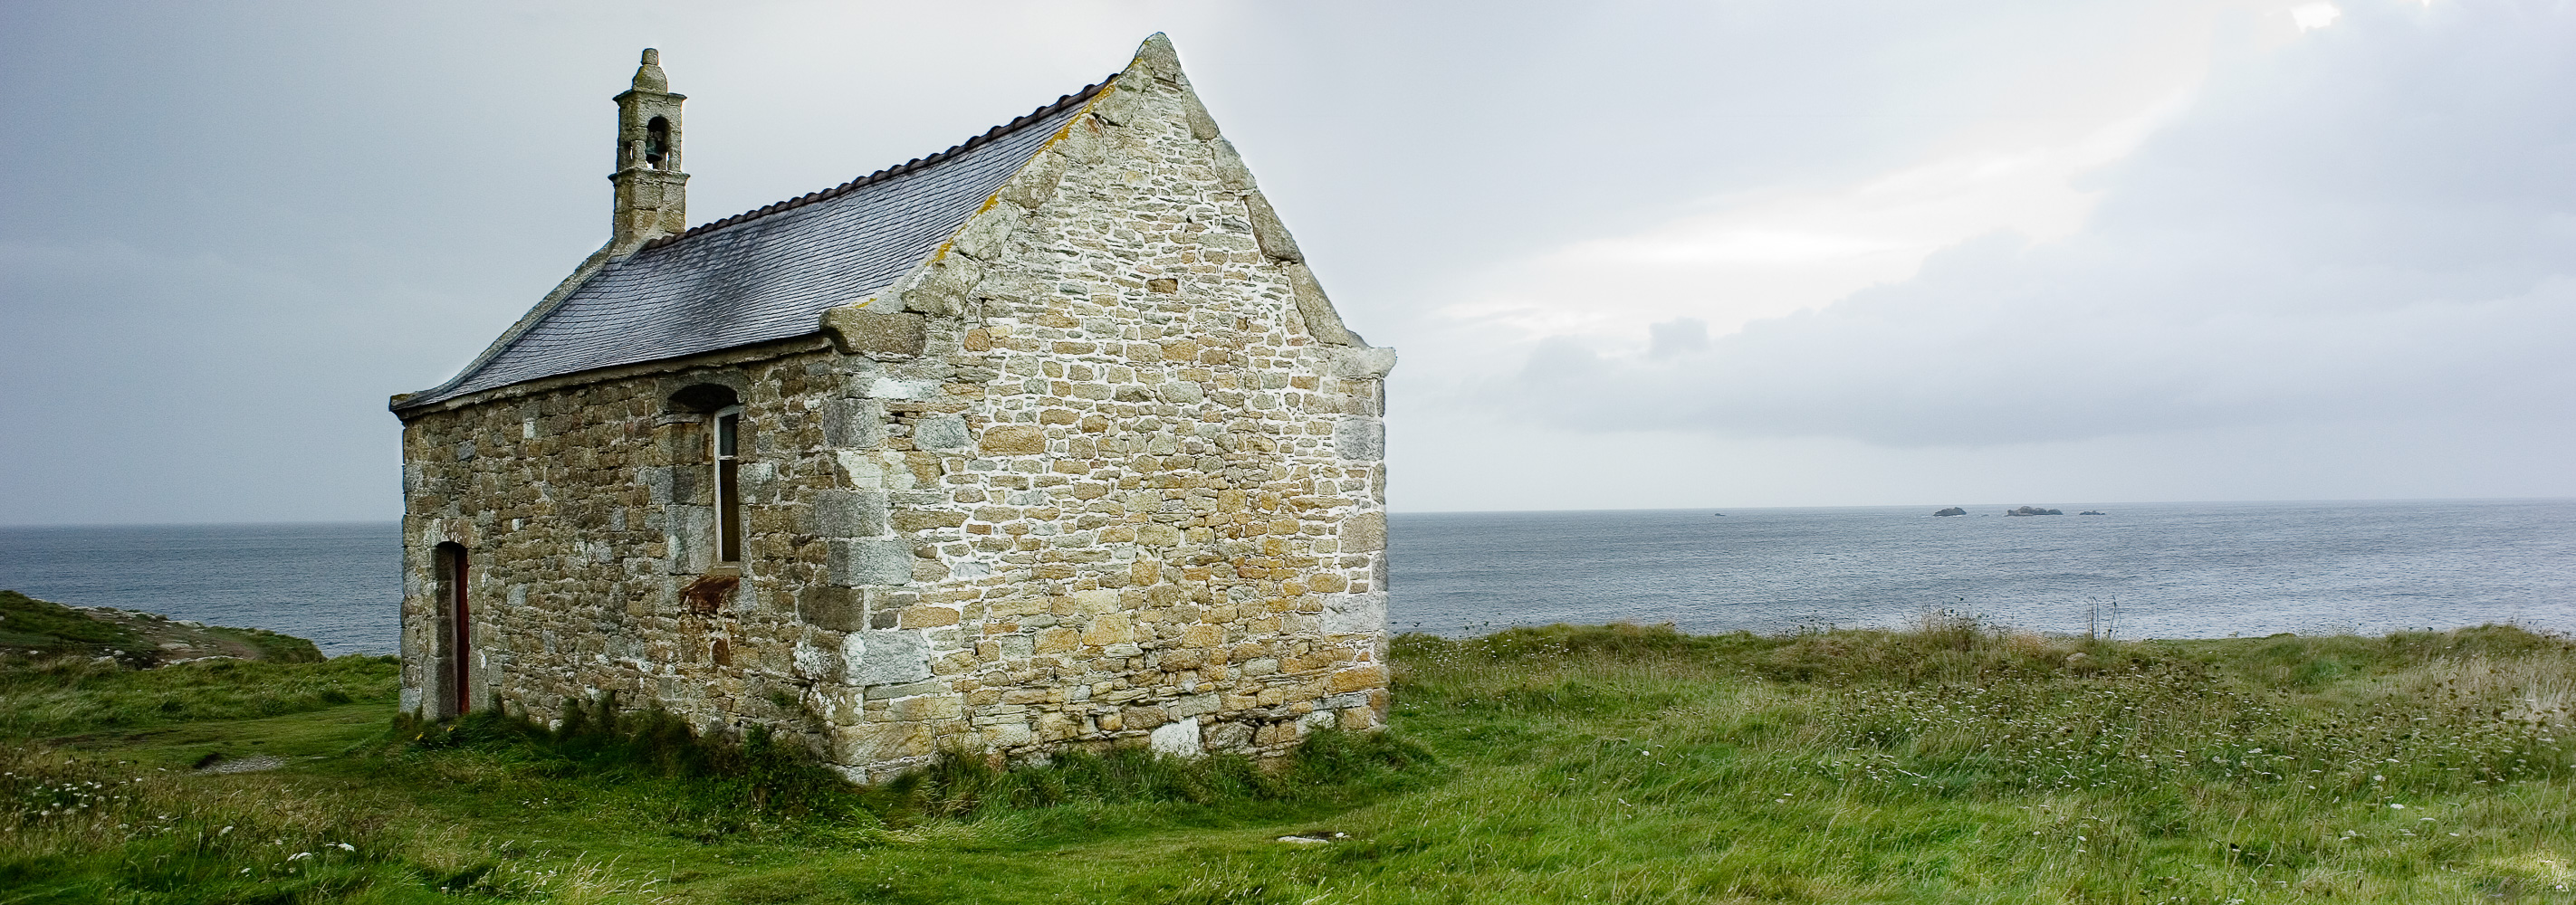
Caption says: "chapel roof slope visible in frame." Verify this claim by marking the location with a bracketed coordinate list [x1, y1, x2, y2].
[396, 79, 1111, 411]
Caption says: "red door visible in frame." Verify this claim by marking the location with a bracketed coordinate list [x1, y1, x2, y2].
[449, 546, 471, 716]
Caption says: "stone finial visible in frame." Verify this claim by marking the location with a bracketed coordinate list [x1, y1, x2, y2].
[632, 48, 669, 92]
[1131, 33, 1183, 83]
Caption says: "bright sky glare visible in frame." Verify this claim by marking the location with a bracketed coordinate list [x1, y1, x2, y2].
[1, 0, 2568, 522]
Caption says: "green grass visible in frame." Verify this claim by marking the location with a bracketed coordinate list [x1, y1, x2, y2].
[5, 621, 2576, 902]
[192, 626, 325, 665]
[0, 590, 139, 657]
[0, 590, 322, 668]
[0, 655, 396, 739]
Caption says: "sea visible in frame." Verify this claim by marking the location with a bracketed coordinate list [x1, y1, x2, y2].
[0, 500, 2570, 656]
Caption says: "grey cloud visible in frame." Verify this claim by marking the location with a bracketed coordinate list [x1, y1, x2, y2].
[0, 240, 495, 523]
[1646, 319, 1709, 358]
[6, 0, 2552, 521]
[1495, 1, 2576, 448]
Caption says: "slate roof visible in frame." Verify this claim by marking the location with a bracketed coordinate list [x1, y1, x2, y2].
[397, 79, 1111, 410]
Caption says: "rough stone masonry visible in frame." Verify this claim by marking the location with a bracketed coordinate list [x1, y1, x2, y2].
[388, 34, 1394, 781]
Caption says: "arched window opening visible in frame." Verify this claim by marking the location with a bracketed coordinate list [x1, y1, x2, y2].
[645, 116, 672, 169]
[666, 382, 737, 414]
[433, 542, 471, 718]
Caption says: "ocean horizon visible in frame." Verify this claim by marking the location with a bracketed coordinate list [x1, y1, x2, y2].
[2, 498, 2570, 656]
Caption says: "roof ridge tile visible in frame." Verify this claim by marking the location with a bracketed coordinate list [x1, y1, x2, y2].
[637, 75, 1114, 252]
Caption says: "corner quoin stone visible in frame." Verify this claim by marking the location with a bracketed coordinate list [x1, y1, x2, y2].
[828, 538, 912, 586]
[820, 306, 927, 357]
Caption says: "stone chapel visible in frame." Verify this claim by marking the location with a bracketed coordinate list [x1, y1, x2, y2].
[388, 35, 1394, 780]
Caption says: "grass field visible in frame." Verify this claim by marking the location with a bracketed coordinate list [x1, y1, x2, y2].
[0, 590, 322, 670]
[5, 619, 2574, 903]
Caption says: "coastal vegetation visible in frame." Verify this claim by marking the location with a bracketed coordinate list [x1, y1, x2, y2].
[3, 597, 2573, 902]
[0, 590, 321, 668]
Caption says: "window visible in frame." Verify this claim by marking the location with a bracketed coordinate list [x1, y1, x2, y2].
[714, 405, 742, 563]
[666, 383, 742, 567]
[666, 383, 735, 414]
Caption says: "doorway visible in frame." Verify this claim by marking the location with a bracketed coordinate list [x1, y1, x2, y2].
[436, 542, 470, 717]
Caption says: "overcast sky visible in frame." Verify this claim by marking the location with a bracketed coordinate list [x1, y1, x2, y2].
[3, 0, 2569, 524]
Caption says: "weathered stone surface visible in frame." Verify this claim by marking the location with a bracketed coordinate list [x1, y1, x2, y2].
[810, 490, 890, 538]
[1136, 524, 1183, 548]
[829, 538, 912, 586]
[1243, 192, 1301, 263]
[1334, 417, 1384, 461]
[1151, 717, 1204, 758]
[1058, 115, 1107, 166]
[980, 424, 1046, 455]
[819, 306, 927, 357]
[898, 255, 982, 318]
[949, 203, 1025, 261]
[395, 34, 1393, 780]
[1329, 664, 1388, 693]
[1202, 720, 1253, 749]
[835, 721, 930, 765]
[1283, 262, 1364, 347]
[1167, 692, 1221, 719]
[820, 398, 886, 448]
[852, 630, 934, 685]
[607, 52, 689, 252]
[1326, 346, 1398, 380]
[1090, 85, 1145, 127]
[912, 414, 969, 451]
[1131, 33, 1184, 84]
[1181, 90, 1220, 140]
[1033, 627, 1079, 654]
[1323, 591, 1385, 636]
[666, 505, 714, 574]
[1342, 512, 1386, 552]
[1208, 138, 1254, 191]
[798, 586, 867, 633]
[1121, 704, 1169, 730]
[998, 149, 1068, 209]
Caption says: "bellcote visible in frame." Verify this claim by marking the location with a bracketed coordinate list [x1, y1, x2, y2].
[610, 48, 688, 253]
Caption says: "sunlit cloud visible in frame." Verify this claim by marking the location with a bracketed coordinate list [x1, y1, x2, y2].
[1427, 91, 2194, 355]
[2292, 2, 2343, 31]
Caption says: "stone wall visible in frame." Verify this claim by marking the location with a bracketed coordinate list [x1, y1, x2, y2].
[396, 35, 1393, 781]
